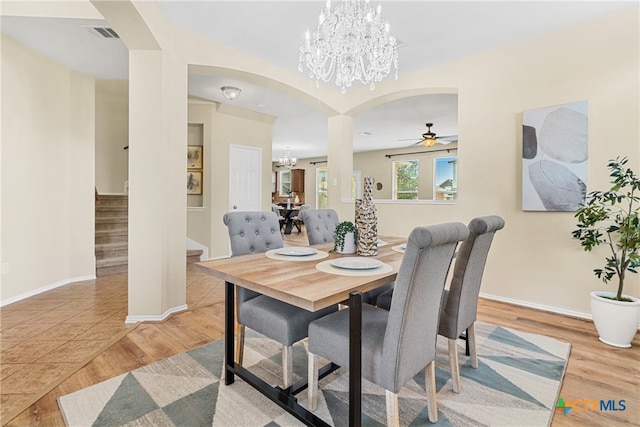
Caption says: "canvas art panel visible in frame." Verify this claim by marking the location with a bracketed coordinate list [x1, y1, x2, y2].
[522, 100, 588, 211]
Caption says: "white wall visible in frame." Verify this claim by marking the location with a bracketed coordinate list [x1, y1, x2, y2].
[95, 79, 128, 194]
[1, 34, 96, 303]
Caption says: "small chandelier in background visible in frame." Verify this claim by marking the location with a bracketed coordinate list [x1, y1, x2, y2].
[299, 0, 399, 94]
[279, 146, 297, 168]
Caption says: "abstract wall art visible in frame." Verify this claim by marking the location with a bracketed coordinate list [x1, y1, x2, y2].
[522, 100, 588, 211]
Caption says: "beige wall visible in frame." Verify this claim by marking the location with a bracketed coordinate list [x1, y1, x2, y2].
[1, 34, 96, 303]
[341, 8, 639, 316]
[188, 101, 275, 259]
[1, 4, 638, 321]
[95, 79, 129, 194]
[353, 144, 459, 200]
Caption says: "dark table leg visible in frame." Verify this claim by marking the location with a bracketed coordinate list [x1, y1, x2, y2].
[283, 211, 295, 234]
[225, 281, 235, 385]
[222, 281, 331, 427]
[349, 291, 362, 427]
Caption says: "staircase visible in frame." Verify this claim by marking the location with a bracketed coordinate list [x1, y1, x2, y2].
[95, 194, 203, 277]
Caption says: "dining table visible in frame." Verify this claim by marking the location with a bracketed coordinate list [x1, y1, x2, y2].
[277, 205, 301, 234]
[194, 236, 406, 427]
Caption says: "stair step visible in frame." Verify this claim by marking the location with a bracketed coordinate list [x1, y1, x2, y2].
[187, 249, 203, 263]
[97, 263, 128, 277]
[96, 195, 128, 207]
[95, 229, 128, 244]
[95, 206, 128, 216]
[95, 242, 128, 259]
[95, 217, 128, 231]
[95, 194, 202, 276]
[96, 255, 128, 268]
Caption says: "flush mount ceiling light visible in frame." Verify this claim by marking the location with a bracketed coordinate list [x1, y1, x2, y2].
[279, 146, 297, 168]
[299, 0, 399, 94]
[220, 86, 241, 100]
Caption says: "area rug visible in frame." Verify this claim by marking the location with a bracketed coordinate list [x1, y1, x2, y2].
[58, 322, 570, 426]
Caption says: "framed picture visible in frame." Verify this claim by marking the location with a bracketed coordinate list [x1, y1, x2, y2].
[187, 145, 203, 169]
[187, 171, 203, 195]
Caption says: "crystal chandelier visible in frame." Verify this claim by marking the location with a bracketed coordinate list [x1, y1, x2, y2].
[279, 146, 297, 168]
[299, 0, 399, 94]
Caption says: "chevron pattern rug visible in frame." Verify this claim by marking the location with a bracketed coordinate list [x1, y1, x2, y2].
[58, 322, 570, 426]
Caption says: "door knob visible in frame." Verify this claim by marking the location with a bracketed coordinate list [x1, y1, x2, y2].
[233, 205, 237, 210]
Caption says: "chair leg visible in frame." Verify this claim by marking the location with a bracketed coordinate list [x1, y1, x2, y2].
[235, 323, 245, 365]
[448, 338, 461, 393]
[424, 360, 438, 423]
[385, 389, 400, 427]
[308, 352, 319, 411]
[468, 323, 478, 368]
[282, 344, 293, 388]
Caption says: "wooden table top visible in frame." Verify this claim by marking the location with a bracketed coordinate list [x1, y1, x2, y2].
[194, 236, 406, 312]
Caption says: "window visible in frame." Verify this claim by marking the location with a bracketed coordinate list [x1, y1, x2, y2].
[316, 167, 328, 208]
[279, 170, 291, 195]
[392, 160, 419, 200]
[352, 171, 362, 199]
[434, 156, 458, 200]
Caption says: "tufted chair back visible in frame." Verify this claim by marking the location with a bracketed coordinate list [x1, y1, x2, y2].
[299, 209, 340, 245]
[223, 211, 284, 303]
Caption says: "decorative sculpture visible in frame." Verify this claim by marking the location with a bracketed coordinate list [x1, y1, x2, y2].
[355, 176, 378, 256]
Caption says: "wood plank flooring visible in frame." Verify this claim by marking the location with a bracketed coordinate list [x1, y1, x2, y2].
[3, 230, 639, 426]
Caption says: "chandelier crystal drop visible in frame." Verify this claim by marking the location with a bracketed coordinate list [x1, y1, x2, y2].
[298, 0, 399, 94]
[279, 146, 297, 168]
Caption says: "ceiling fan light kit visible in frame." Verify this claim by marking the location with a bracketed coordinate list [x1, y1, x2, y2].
[298, 0, 399, 94]
[399, 122, 457, 147]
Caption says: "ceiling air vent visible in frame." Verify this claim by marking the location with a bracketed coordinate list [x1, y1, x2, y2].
[84, 26, 120, 39]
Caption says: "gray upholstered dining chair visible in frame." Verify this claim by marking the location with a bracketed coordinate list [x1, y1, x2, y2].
[291, 203, 310, 233]
[307, 222, 469, 425]
[299, 208, 391, 304]
[223, 211, 337, 388]
[271, 204, 286, 232]
[437, 215, 505, 393]
[298, 208, 339, 244]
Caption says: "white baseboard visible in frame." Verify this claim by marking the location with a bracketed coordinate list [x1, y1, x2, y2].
[0, 274, 96, 307]
[125, 304, 188, 324]
[481, 293, 640, 330]
[479, 292, 592, 320]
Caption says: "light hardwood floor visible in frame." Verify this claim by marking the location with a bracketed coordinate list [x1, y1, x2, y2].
[2, 230, 639, 426]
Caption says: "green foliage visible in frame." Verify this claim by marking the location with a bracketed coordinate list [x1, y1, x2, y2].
[334, 221, 357, 252]
[572, 156, 640, 300]
[395, 160, 419, 199]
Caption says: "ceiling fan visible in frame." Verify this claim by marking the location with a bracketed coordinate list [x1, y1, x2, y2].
[398, 123, 457, 147]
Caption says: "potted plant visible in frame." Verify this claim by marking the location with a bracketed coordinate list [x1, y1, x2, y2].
[572, 156, 640, 348]
[334, 221, 357, 254]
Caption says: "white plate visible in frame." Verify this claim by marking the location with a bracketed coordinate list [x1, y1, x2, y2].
[331, 257, 383, 270]
[276, 247, 317, 256]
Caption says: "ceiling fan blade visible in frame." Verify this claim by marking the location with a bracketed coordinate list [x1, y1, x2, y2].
[435, 134, 458, 142]
[398, 138, 421, 142]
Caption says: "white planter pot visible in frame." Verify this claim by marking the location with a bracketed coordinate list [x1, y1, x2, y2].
[590, 291, 640, 348]
[336, 232, 356, 254]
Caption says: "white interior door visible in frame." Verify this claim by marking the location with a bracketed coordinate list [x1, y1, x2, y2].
[229, 145, 262, 212]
